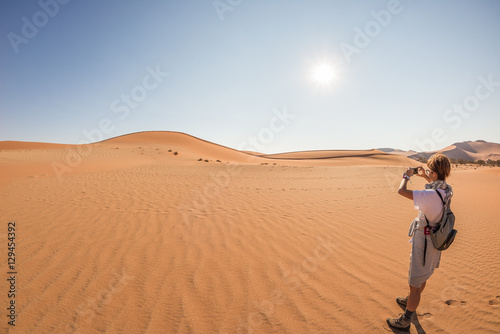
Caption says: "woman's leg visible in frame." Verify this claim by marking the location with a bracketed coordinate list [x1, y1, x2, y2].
[407, 281, 426, 311]
[405, 281, 426, 299]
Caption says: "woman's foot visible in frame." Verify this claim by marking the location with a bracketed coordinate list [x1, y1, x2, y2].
[386, 313, 411, 330]
[397, 296, 408, 308]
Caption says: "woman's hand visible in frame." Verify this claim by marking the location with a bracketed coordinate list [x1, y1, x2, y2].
[416, 166, 432, 182]
[404, 167, 418, 177]
[416, 166, 425, 177]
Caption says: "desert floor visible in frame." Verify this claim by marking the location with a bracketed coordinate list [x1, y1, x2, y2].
[1, 133, 499, 333]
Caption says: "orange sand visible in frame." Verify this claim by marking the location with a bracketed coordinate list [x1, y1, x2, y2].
[0, 131, 499, 333]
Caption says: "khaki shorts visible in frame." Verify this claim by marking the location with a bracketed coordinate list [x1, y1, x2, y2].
[408, 230, 441, 287]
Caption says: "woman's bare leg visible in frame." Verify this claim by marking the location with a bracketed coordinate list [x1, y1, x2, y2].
[407, 281, 426, 311]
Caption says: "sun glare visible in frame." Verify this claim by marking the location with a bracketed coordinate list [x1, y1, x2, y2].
[312, 63, 336, 85]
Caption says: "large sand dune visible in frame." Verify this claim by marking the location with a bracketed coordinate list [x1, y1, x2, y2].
[408, 140, 500, 162]
[1, 131, 499, 333]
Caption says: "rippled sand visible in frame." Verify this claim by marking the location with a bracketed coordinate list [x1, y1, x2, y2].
[1, 132, 498, 333]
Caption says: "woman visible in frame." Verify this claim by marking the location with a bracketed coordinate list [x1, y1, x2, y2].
[386, 153, 453, 330]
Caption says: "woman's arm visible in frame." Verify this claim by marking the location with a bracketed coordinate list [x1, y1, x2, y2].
[398, 169, 414, 200]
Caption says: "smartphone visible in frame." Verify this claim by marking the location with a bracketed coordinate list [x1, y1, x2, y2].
[411, 167, 419, 175]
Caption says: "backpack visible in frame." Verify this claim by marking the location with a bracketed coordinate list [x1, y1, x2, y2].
[423, 190, 457, 266]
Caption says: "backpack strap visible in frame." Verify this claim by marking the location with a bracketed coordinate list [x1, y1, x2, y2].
[435, 189, 446, 205]
[434, 189, 447, 222]
[423, 216, 429, 266]
[422, 190, 446, 266]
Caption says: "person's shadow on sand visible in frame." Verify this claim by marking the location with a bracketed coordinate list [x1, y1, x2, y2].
[386, 303, 428, 333]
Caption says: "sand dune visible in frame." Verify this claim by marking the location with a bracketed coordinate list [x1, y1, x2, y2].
[260, 149, 414, 166]
[408, 140, 500, 162]
[1, 132, 499, 333]
[439, 140, 500, 161]
[100, 131, 260, 164]
[0, 141, 70, 150]
[0, 131, 418, 186]
[378, 148, 418, 157]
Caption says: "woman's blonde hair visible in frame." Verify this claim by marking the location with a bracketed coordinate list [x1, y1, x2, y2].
[427, 153, 451, 181]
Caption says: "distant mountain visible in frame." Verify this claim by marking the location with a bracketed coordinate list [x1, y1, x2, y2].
[410, 140, 500, 162]
[383, 140, 500, 162]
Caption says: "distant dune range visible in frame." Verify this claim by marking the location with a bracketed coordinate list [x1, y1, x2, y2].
[380, 140, 500, 162]
[1, 131, 499, 333]
[2, 132, 497, 166]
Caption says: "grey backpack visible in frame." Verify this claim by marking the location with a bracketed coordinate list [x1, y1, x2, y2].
[423, 190, 457, 266]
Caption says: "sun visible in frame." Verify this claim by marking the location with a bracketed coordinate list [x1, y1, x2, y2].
[312, 63, 336, 85]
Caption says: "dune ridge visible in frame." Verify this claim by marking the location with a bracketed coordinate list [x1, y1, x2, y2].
[407, 140, 500, 162]
[0, 131, 418, 182]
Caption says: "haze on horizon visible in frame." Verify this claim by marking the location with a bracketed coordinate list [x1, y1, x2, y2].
[1, 0, 499, 154]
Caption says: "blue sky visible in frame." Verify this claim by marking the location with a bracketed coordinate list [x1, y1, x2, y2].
[1, 0, 499, 153]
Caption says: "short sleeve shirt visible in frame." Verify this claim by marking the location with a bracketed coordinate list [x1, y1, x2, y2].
[413, 189, 446, 226]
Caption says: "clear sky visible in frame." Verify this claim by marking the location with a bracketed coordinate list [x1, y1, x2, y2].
[1, 0, 499, 153]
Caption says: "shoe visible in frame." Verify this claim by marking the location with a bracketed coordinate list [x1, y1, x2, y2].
[396, 296, 408, 308]
[386, 313, 411, 330]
